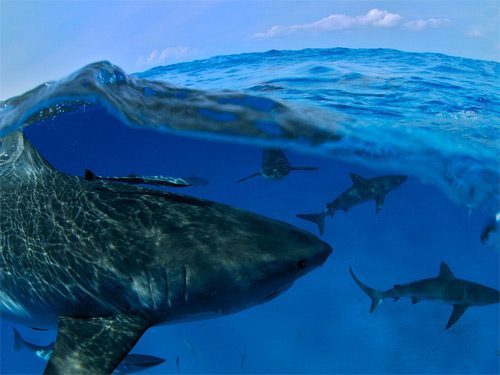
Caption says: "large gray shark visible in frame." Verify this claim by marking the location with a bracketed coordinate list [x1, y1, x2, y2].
[297, 173, 407, 235]
[13, 328, 166, 374]
[0, 132, 332, 374]
[236, 148, 318, 183]
[350, 263, 500, 329]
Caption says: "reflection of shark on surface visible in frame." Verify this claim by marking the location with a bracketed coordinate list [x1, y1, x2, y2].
[84, 169, 191, 187]
[236, 148, 318, 183]
[0, 132, 332, 374]
[350, 263, 500, 330]
[13, 327, 165, 374]
[297, 173, 407, 235]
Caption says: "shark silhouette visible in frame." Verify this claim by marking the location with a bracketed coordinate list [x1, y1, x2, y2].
[0, 132, 332, 374]
[297, 173, 407, 235]
[350, 263, 499, 329]
[237, 148, 317, 183]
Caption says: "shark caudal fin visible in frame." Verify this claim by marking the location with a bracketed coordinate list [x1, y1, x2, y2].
[349, 267, 385, 313]
[296, 212, 326, 235]
[84, 169, 97, 181]
[12, 327, 26, 351]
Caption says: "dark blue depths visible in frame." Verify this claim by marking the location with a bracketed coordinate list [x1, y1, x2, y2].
[1, 106, 498, 374]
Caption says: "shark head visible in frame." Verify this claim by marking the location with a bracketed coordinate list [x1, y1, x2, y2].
[387, 175, 408, 188]
[178, 216, 333, 317]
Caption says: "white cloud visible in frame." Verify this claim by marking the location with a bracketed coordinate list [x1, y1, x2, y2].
[466, 29, 484, 37]
[136, 47, 189, 68]
[252, 9, 402, 38]
[403, 18, 450, 31]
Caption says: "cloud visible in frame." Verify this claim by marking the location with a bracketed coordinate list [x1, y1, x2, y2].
[466, 29, 484, 37]
[252, 9, 402, 38]
[136, 47, 189, 68]
[403, 18, 450, 31]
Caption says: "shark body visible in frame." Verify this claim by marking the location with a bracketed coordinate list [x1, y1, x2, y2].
[0, 132, 332, 374]
[236, 148, 317, 183]
[350, 262, 499, 329]
[297, 173, 407, 235]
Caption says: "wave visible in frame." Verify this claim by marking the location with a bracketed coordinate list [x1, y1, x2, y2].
[1, 48, 499, 208]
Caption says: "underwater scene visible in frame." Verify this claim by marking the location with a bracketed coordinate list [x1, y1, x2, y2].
[0, 4, 499, 375]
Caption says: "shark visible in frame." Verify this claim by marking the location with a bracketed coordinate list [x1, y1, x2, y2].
[297, 173, 407, 235]
[0, 132, 332, 374]
[350, 263, 500, 329]
[12, 328, 166, 374]
[84, 169, 191, 188]
[236, 148, 318, 183]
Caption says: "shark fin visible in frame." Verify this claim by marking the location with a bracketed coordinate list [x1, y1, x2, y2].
[349, 173, 368, 187]
[290, 166, 319, 172]
[296, 213, 326, 235]
[44, 314, 151, 375]
[446, 304, 468, 330]
[236, 172, 261, 184]
[375, 194, 386, 213]
[438, 262, 455, 280]
[411, 297, 422, 304]
[84, 169, 97, 181]
[12, 327, 25, 351]
[349, 267, 385, 313]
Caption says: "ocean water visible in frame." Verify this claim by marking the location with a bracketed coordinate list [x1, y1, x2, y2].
[0, 48, 499, 374]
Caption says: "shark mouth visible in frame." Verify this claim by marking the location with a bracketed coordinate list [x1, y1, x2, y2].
[261, 282, 294, 303]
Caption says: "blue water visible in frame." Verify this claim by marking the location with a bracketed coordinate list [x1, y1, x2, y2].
[1, 48, 499, 374]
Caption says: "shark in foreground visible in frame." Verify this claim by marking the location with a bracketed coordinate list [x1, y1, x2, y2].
[13, 328, 165, 374]
[0, 132, 332, 374]
[350, 263, 500, 329]
[297, 173, 407, 235]
[236, 148, 318, 183]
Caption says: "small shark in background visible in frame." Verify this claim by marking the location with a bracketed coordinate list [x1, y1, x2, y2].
[297, 173, 407, 235]
[236, 148, 318, 183]
[84, 169, 191, 187]
[350, 262, 500, 330]
[480, 212, 499, 250]
[12, 328, 166, 374]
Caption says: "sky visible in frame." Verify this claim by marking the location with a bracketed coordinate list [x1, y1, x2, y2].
[1, 0, 499, 99]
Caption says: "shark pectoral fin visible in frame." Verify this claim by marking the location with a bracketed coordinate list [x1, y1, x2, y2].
[44, 314, 151, 375]
[411, 297, 422, 304]
[236, 172, 261, 184]
[290, 166, 319, 172]
[445, 304, 468, 330]
[374, 194, 385, 213]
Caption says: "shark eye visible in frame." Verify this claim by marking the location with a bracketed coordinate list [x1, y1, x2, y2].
[297, 260, 307, 270]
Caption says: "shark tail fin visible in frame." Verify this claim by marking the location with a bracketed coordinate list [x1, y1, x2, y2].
[12, 327, 26, 351]
[296, 212, 326, 235]
[84, 169, 97, 181]
[349, 267, 384, 313]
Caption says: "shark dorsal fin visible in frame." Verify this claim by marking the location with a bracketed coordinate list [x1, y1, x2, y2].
[349, 173, 368, 187]
[438, 262, 455, 280]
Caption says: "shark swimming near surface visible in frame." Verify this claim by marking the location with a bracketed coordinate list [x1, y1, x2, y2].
[297, 173, 407, 235]
[350, 263, 500, 329]
[236, 148, 318, 183]
[84, 169, 192, 188]
[0, 132, 332, 374]
[13, 327, 166, 374]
